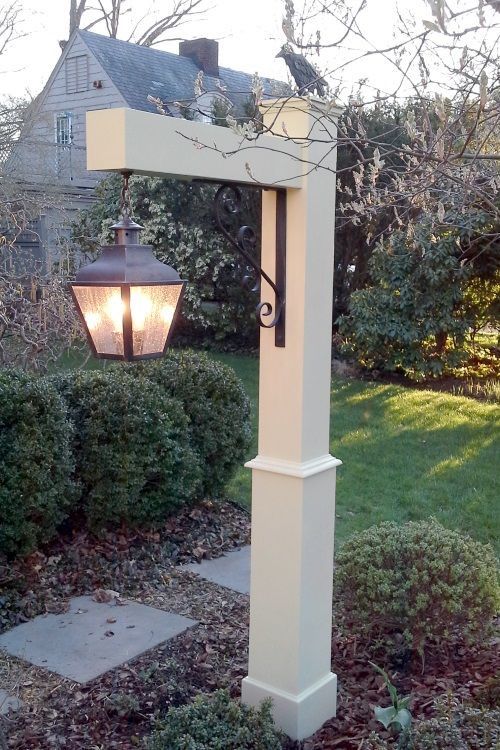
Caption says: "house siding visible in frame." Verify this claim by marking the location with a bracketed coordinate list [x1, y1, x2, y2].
[9, 34, 127, 189]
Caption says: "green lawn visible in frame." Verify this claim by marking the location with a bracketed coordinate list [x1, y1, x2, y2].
[212, 352, 499, 553]
[51, 347, 498, 552]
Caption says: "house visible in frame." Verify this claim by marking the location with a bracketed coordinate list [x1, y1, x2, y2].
[6, 31, 287, 266]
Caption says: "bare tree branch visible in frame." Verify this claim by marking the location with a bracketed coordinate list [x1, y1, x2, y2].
[0, 1, 23, 57]
[66, 0, 208, 46]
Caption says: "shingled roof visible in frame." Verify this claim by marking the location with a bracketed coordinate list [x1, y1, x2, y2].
[79, 30, 289, 116]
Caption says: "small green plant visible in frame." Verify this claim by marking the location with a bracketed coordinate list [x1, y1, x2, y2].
[363, 705, 500, 749]
[0, 369, 75, 557]
[145, 689, 283, 750]
[106, 692, 140, 719]
[371, 663, 412, 736]
[334, 519, 500, 655]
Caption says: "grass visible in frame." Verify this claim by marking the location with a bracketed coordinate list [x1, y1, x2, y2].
[50, 346, 499, 552]
[211, 352, 499, 553]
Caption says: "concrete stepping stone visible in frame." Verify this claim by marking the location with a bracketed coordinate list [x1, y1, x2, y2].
[183, 545, 251, 594]
[0, 689, 23, 715]
[0, 595, 196, 684]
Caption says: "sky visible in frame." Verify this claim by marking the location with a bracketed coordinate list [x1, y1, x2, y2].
[1, 0, 494, 103]
[1, 0, 288, 98]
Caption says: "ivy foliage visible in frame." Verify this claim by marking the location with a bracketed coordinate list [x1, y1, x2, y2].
[0, 369, 75, 557]
[72, 175, 261, 350]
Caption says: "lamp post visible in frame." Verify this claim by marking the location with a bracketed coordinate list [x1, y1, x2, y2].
[70, 172, 186, 361]
[84, 99, 341, 741]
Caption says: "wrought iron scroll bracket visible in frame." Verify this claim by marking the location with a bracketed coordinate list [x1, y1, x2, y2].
[214, 184, 286, 347]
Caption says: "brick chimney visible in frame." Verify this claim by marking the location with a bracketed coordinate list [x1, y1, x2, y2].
[179, 38, 219, 76]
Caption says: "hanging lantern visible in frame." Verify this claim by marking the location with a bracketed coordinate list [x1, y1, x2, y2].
[70, 173, 186, 361]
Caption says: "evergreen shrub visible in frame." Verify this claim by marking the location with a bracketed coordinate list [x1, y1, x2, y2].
[0, 369, 74, 556]
[146, 690, 283, 750]
[126, 350, 252, 499]
[50, 369, 201, 530]
[334, 519, 499, 654]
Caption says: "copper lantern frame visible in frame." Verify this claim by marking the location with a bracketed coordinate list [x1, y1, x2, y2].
[70, 214, 186, 362]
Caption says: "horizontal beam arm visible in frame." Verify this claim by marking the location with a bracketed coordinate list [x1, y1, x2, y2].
[86, 108, 304, 189]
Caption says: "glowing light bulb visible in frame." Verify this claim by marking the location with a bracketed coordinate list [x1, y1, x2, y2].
[106, 293, 125, 331]
[130, 288, 153, 331]
[84, 311, 101, 331]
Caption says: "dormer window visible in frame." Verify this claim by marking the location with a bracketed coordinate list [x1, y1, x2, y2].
[66, 55, 88, 94]
[55, 112, 72, 145]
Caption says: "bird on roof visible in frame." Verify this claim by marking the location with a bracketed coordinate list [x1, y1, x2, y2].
[276, 44, 327, 97]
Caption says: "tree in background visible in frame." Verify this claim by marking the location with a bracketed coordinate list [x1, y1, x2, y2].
[67, 0, 206, 46]
[339, 206, 499, 378]
[0, 2, 80, 370]
[280, 0, 499, 376]
[333, 100, 410, 322]
[157, 1, 498, 374]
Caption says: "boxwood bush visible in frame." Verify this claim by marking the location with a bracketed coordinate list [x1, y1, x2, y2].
[125, 350, 252, 499]
[50, 369, 201, 531]
[0, 369, 74, 557]
[146, 690, 283, 750]
[334, 519, 499, 654]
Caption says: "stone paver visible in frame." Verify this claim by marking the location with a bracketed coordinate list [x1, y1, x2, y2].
[0, 689, 22, 715]
[0, 596, 196, 684]
[183, 545, 251, 594]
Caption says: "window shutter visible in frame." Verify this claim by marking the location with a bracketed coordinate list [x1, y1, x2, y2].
[66, 55, 88, 94]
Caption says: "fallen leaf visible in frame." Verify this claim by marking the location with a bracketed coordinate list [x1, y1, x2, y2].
[92, 588, 120, 603]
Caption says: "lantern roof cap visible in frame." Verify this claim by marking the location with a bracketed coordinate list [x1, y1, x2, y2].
[110, 216, 144, 232]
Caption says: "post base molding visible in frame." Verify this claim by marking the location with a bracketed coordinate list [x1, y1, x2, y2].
[241, 672, 337, 741]
[245, 453, 341, 478]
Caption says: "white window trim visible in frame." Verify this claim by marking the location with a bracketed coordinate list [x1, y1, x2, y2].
[55, 112, 73, 146]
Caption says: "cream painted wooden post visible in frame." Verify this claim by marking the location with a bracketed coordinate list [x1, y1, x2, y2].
[85, 98, 342, 741]
[241, 99, 342, 741]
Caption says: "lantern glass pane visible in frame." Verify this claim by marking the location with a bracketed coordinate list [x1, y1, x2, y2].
[73, 285, 124, 356]
[130, 284, 182, 356]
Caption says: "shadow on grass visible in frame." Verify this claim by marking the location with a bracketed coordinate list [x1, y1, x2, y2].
[331, 379, 499, 551]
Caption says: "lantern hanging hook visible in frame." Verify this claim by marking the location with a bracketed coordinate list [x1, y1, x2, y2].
[120, 170, 133, 220]
[214, 183, 286, 347]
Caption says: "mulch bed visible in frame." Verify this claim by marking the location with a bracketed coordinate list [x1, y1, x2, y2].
[1, 501, 498, 749]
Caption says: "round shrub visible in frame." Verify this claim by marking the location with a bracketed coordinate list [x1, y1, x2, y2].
[146, 689, 283, 750]
[49, 369, 201, 531]
[334, 519, 499, 654]
[125, 350, 252, 499]
[0, 369, 74, 557]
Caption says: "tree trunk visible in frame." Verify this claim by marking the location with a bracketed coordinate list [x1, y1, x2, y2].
[69, 0, 87, 36]
[435, 330, 448, 353]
